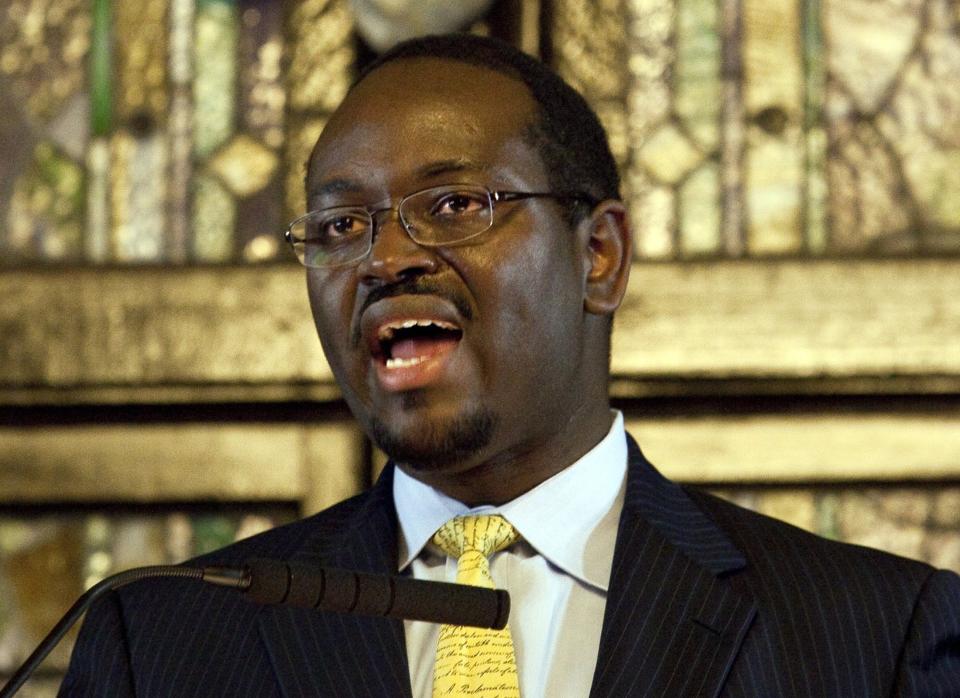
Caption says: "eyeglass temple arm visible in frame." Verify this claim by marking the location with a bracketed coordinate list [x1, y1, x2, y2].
[492, 190, 599, 206]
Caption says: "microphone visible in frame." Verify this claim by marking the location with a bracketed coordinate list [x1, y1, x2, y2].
[0, 559, 509, 697]
[240, 558, 510, 629]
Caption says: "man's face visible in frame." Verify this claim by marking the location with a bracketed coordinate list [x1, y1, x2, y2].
[305, 58, 602, 486]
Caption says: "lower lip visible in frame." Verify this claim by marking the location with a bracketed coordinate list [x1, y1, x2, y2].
[373, 342, 459, 392]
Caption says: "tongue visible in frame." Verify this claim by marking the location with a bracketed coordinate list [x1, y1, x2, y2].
[391, 335, 459, 361]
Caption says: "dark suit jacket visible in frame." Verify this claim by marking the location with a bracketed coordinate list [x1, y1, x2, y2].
[60, 437, 960, 696]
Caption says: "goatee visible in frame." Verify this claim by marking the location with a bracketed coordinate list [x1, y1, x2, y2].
[371, 408, 495, 471]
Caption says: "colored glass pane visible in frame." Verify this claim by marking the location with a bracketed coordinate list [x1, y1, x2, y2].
[193, 174, 236, 261]
[675, 0, 721, 152]
[679, 161, 721, 255]
[240, 0, 285, 148]
[0, 0, 90, 124]
[6, 143, 85, 262]
[802, 0, 827, 253]
[286, 0, 354, 113]
[742, 0, 804, 254]
[115, 0, 169, 127]
[110, 129, 169, 261]
[194, 0, 237, 158]
[90, 0, 112, 136]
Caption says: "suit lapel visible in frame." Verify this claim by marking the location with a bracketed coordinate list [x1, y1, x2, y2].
[256, 466, 413, 697]
[590, 437, 756, 698]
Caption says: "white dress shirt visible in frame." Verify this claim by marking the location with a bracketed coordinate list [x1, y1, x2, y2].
[393, 411, 627, 697]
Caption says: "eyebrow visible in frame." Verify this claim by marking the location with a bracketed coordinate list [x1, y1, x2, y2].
[414, 158, 489, 179]
[305, 158, 493, 201]
[306, 177, 364, 200]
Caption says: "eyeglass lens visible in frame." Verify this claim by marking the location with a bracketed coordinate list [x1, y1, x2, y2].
[290, 185, 497, 268]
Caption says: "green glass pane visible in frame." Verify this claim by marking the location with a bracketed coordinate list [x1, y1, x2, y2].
[90, 0, 113, 136]
[6, 142, 85, 261]
[194, 0, 238, 158]
[675, 0, 721, 151]
[802, 0, 827, 253]
[192, 515, 238, 556]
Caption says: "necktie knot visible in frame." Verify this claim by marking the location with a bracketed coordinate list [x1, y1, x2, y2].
[432, 514, 520, 560]
[431, 514, 522, 696]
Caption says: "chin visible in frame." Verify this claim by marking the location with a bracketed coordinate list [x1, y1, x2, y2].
[370, 406, 496, 471]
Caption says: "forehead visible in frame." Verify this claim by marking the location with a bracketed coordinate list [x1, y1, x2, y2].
[307, 57, 544, 199]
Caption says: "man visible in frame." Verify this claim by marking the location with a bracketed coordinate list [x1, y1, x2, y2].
[61, 34, 960, 697]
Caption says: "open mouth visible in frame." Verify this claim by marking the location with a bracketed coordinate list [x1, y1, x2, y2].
[377, 319, 463, 369]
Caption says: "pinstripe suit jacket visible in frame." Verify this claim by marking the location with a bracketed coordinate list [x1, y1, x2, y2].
[61, 436, 960, 696]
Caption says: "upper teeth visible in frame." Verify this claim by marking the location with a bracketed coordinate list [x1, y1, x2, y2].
[377, 319, 457, 341]
[385, 356, 426, 369]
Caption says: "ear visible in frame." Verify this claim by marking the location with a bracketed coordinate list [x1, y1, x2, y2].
[580, 199, 632, 316]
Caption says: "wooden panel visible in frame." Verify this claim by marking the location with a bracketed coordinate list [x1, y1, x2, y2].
[303, 423, 366, 514]
[613, 259, 960, 379]
[0, 266, 329, 390]
[627, 411, 960, 483]
[2, 259, 959, 403]
[0, 422, 364, 505]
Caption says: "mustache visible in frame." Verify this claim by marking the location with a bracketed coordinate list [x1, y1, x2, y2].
[352, 277, 474, 346]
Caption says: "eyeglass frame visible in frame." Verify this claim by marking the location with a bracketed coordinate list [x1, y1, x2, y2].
[284, 183, 600, 269]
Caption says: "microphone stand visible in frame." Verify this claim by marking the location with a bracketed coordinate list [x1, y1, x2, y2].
[0, 560, 509, 697]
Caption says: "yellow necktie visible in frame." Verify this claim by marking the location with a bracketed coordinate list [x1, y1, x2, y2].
[431, 514, 521, 697]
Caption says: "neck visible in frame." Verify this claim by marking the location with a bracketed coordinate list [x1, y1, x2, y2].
[398, 401, 615, 506]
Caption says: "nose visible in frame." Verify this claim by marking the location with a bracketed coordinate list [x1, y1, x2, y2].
[356, 209, 439, 284]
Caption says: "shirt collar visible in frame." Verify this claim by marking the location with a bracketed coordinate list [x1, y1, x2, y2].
[393, 411, 627, 592]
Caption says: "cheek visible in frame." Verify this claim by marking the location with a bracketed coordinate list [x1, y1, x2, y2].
[307, 275, 357, 366]
[477, 238, 584, 357]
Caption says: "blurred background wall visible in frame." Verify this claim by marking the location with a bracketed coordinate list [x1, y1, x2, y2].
[2, 0, 960, 692]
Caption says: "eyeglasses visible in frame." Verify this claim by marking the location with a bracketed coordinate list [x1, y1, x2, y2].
[284, 183, 597, 268]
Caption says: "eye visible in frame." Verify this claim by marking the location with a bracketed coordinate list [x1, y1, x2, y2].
[430, 190, 488, 217]
[308, 211, 368, 240]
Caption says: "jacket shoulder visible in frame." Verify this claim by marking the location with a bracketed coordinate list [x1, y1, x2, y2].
[683, 487, 960, 693]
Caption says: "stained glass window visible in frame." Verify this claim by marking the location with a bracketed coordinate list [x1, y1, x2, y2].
[554, 0, 960, 258]
[0, 0, 353, 266]
[3, 1, 960, 264]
